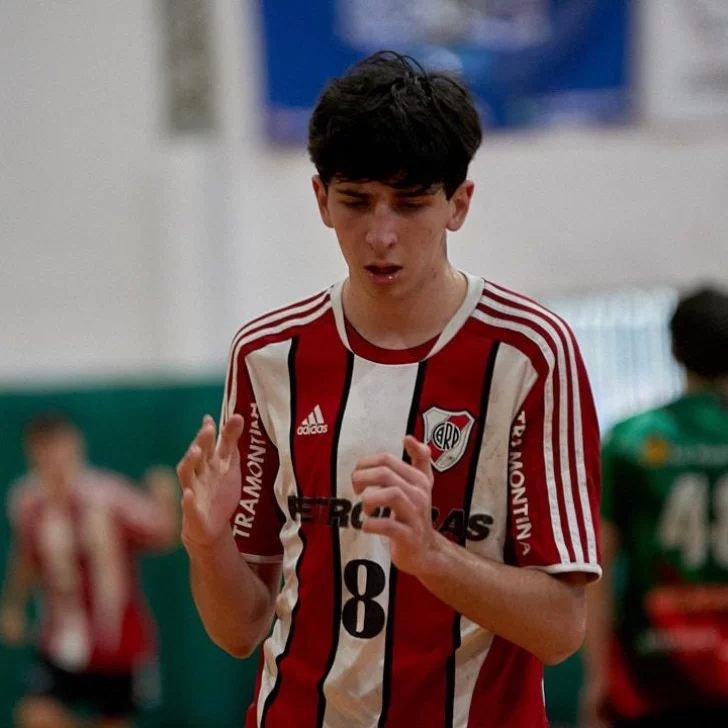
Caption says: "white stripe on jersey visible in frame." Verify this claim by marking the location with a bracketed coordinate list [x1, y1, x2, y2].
[254, 339, 299, 726]
[484, 282, 596, 564]
[225, 300, 332, 422]
[479, 289, 584, 563]
[322, 357, 420, 728]
[471, 307, 570, 564]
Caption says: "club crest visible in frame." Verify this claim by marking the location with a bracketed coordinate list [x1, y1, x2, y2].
[422, 407, 476, 472]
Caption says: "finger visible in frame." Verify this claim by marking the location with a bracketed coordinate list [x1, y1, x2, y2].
[176, 445, 203, 490]
[217, 414, 244, 463]
[353, 453, 429, 492]
[197, 416, 217, 462]
[361, 515, 411, 541]
[352, 468, 428, 512]
[404, 436, 433, 480]
[362, 486, 419, 525]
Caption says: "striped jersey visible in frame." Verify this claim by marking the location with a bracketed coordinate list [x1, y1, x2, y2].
[8, 469, 169, 672]
[223, 274, 602, 728]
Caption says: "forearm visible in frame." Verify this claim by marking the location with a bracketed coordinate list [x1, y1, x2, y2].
[417, 533, 586, 664]
[582, 574, 614, 684]
[186, 533, 276, 657]
[583, 522, 619, 684]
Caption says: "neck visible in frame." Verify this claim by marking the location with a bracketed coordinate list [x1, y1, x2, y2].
[44, 481, 71, 504]
[40, 468, 80, 503]
[685, 372, 728, 402]
[343, 262, 467, 349]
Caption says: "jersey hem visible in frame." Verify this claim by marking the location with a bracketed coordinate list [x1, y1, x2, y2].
[526, 562, 602, 581]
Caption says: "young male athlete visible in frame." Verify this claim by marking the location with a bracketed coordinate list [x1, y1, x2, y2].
[177, 51, 602, 727]
[581, 287, 728, 728]
[0, 413, 177, 728]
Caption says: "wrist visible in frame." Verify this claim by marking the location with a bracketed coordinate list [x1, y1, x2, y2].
[413, 531, 450, 582]
[182, 528, 234, 562]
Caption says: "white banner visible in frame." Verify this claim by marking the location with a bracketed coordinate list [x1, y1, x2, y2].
[641, 0, 728, 126]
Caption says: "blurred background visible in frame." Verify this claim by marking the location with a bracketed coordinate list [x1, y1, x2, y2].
[1, 0, 727, 726]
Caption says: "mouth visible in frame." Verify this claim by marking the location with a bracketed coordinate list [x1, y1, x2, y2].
[365, 265, 402, 284]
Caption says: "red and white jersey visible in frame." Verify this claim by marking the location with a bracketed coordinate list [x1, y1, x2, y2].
[8, 469, 169, 672]
[223, 274, 602, 728]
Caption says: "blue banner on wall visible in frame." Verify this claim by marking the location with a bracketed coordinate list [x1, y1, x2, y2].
[258, 0, 632, 143]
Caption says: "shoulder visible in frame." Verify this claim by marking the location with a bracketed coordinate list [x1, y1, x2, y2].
[80, 468, 139, 507]
[227, 288, 334, 365]
[7, 477, 42, 529]
[603, 404, 676, 464]
[469, 279, 580, 374]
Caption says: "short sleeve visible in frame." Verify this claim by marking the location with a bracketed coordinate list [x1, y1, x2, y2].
[223, 346, 283, 564]
[507, 337, 602, 580]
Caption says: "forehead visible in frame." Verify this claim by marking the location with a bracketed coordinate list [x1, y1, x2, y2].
[28, 429, 79, 449]
[330, 179, 442, 197]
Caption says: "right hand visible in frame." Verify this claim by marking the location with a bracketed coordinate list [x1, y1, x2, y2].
[177, 414, 244, 550]
[579, 678, 611, 728]
[0, 606, 25, 646]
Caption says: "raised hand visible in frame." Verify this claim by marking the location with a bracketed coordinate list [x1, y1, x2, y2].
[177, 414, 244, 550]
[351, 435, 436, 576]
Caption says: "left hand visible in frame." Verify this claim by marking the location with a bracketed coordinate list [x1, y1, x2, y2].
[352, 435, 436, 576]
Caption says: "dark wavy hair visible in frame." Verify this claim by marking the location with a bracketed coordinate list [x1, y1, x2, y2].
[308, 51, 482, 199]
[670, 285, 728, 379]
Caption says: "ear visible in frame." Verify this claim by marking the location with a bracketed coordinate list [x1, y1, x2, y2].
[312, 176, 334, 229]
[446, 180, 475, 232]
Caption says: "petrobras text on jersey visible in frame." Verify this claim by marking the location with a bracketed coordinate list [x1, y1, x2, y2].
[287, 495, 494, 542]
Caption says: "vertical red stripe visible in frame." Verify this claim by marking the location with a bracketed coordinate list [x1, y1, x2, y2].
[263, 314, 349, 727]
[384, 333, 495, 726]
[467, 637, 548, 727]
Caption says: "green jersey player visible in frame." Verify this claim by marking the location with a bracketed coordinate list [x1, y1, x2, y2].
[582, 286, 728, 728]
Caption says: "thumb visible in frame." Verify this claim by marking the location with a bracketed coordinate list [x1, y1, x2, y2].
[404, 435, 432, 478]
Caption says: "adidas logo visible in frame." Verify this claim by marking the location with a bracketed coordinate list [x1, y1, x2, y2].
[297, 405, 328, 436]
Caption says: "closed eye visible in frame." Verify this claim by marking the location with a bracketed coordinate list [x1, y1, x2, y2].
[341, 199, 368, 208]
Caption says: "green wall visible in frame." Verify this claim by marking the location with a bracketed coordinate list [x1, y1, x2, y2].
[0, 382, 582, 727]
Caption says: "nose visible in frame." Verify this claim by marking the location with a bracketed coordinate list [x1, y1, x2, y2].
[365, 202, 397, 252]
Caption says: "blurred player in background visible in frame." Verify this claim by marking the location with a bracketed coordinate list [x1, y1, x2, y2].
[178, 51, 601, 727]
[582, 286, 728, 727]
[0, 413, 178, 728]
